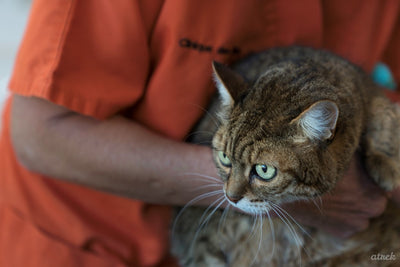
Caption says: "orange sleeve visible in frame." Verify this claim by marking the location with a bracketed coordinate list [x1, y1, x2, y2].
[9, 0, 153, 119]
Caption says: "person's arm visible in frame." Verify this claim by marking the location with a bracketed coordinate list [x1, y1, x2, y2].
[10, 94, 392, 238]
[11, 94, 219, 206]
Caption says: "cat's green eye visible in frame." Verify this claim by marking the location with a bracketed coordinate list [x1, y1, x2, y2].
[218, 151, 232, 167]
[253, 164, 277, 181]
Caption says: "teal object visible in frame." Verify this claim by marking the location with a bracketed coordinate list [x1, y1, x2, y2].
[372, 63, 397, 90]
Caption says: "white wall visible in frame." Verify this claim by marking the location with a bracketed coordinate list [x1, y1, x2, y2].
[0, 0, 31, 127]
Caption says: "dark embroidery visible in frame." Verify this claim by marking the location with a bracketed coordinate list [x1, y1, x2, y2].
[179, 38, 241, 55]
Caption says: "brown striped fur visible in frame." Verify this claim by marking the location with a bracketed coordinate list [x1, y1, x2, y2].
[171, 47, 400, 266]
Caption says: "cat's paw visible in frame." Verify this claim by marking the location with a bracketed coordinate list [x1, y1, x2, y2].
[365, 153, 400, 191]
[364, 97, 400, 191]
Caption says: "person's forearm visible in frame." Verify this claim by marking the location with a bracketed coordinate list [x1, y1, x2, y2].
[11, 95, 400, 238]
[11, 95, 220, 205]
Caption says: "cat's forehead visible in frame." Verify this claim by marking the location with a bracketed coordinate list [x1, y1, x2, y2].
[229, 101, 295, 138]
[233, 70, 329, 129]
[218, 123, 294, 163]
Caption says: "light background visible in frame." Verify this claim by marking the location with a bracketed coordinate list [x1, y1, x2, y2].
[0, 0, 31, 129]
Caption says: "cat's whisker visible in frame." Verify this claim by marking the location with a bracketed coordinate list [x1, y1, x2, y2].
[270, 204, 303, 266]
[197, 195, 225, 228]
[186, 130, 215, 138]
[245, 212, 260, 243]
[202, 196, 227, 229]
[217, 203, 231, 233]
[271, 204, 304, 245]
[184, 130, 215, 145]
[194, 183, 224, 192]
[257, 212, 264, 260]
[247, 213, 259, 265]
[317, 196, 324, 210]
[186, 102, 220, 128]
[172, 190, 224, 240]
[310, 198, 324, 215]
[272, 204, 316, 263]
[250, 211, 264, 267]
[264, 207, 276, 261]
[270, 203, 311, 240]
[189, 198, 225, 256]
[272, 203, 312, 239]
[191, 140, 214, 146]
[180, 172, 222, 183]
[189, 196, 226, 256]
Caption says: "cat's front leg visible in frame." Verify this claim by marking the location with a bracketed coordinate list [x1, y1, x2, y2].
[362, 95, 400, 191]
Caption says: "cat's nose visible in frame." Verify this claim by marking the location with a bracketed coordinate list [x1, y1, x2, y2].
[226, 194, 243, 204]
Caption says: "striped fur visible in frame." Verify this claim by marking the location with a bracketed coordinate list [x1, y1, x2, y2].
[172, 47, 400, 266]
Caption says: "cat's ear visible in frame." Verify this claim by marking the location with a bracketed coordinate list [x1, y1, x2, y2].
[212, 61, 248, 106]
[292, 100, 339, 142]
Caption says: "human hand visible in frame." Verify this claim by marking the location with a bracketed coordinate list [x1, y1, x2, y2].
[281, 155, 387, 238]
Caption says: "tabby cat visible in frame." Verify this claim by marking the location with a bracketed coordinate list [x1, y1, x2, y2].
[171, 46, 400, 267]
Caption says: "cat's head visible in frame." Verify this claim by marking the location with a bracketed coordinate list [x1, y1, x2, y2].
[211, 61, 340, 215]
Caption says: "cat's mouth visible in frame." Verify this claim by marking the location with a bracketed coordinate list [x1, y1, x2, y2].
[225, 194, 271, 215]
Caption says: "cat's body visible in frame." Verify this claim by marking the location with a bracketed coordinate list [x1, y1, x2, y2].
[171, 47, 400, 266]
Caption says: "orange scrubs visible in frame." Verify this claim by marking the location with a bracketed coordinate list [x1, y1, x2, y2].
[1, 0, 399, 266]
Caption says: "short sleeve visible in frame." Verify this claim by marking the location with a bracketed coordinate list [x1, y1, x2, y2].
[9, 0, 154, 119]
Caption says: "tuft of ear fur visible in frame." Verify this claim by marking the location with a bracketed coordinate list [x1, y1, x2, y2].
[212, 61, 248, 106]
[292, 100, 339, 142]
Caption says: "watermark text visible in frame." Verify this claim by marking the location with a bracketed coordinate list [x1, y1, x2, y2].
[370, 252, 396, 261]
